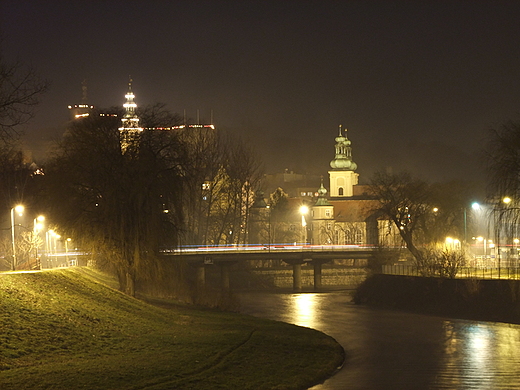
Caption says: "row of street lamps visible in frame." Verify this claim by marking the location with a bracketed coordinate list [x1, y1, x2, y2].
[8, 204, 73, 271]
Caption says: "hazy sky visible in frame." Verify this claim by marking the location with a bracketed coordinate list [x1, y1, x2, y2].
[2, 1, 520, 188]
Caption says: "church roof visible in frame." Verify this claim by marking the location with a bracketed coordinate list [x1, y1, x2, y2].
[330, 198, 379, 222]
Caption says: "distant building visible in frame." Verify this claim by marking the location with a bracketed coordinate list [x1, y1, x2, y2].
[67, 80, 94, 120]
[118, 79, 144, 152]
[251, 125, 400, 249]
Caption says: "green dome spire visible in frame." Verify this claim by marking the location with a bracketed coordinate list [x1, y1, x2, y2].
[330, 125, 357, 171]
[315, 177, 331, 206]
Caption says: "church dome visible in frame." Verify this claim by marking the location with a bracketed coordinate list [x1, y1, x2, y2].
[329, 125, 357, 171]
[330, 157, 357, 170]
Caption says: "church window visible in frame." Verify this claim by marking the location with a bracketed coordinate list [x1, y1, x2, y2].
[338, 187, 344, 196]
[325, 209, 331, 217]
[355, 229, 363, 245]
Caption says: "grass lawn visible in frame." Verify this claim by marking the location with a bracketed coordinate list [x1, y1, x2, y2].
[0, 268, 344, 389]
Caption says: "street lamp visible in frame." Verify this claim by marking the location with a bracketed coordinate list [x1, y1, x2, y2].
[462, 202, 483, 245]
[10, 205, 24, 271]
[299, 205, 309, 245]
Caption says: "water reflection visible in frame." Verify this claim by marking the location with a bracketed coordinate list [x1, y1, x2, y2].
[239, 291, 520, 390]
[438, 321, 520, 389]
[290, 294, 319, 329]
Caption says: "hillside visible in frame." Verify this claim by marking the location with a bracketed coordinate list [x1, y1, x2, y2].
[0, 268, 343, 390]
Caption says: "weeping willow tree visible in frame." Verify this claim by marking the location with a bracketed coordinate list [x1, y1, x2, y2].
[485, 120, 520, 259]
[44, 113, 184, 296]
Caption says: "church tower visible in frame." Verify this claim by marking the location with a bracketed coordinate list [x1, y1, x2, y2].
[311, 179, 334, 245]
[118, 78, 143, 152]
[328, 125, 358, 197]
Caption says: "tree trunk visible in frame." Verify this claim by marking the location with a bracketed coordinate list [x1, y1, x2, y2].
[125, 271, 135, 297]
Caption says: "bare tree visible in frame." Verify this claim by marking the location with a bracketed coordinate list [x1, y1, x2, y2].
[269, 188, 298, 243]
[370, 171, 434, 265]
[177, 128, 262, 246]
[370, 170, 475, 277]
[137, 102, 182, 128]
[0, 57, 48, 140]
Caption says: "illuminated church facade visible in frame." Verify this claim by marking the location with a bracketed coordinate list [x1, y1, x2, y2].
[308, 126, 380, 247]
[251, 125, 399, 248]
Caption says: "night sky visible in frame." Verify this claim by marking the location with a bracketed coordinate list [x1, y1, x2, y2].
[3, 1, 520, 188]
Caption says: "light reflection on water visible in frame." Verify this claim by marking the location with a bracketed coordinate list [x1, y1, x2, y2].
[238, 291, 520, 390]
[289, 294, 319, 329]
[438, 321, 520, 389]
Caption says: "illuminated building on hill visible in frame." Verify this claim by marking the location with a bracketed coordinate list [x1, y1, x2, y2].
[118, 79, 143, 152]
[67, 80, 94, 120]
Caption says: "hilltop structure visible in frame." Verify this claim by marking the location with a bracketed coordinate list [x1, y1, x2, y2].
[118, 79, 143, 152]
[67, 80, 94, 120]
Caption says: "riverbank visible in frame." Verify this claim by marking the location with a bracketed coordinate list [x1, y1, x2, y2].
[354, 274, 520, 324]
[0, 268, 344, 390]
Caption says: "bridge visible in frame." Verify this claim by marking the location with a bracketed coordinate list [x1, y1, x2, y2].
[164, 244, 378, 292]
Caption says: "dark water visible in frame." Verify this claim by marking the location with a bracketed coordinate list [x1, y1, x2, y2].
[237, 291, 520, 390]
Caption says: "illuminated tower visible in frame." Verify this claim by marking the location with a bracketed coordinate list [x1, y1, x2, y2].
[328, 125, 358, 197]
[67, 79, 94, 119]
[119, 78, 143, 152]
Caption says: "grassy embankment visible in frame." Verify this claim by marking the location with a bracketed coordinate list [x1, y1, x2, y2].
[0, 268, 344, 390]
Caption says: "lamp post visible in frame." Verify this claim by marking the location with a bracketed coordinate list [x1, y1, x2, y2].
[299, 205, 309, 245]
[10, 205, 24, 271]
[266, 204, 271, 250]
[46, 230, 60, 267]
[515, 238, 520, 279]
[65, 238, 71, 266]
[33, 216, 45, 268]
[476, 236, 486, 265]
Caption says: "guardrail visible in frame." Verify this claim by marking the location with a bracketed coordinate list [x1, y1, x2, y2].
[382, 264, 520, 279]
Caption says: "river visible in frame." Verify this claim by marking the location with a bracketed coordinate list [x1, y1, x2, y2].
[237, 291, 520, 390]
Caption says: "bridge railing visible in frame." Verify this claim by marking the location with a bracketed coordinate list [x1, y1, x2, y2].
[165, 244, 378, 255]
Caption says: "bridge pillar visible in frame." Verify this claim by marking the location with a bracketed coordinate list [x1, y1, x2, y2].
[313, 262, 322, 291]
[293, 263, 302, 292]
[220, 263, 230, 291]
[196, 264, 206, 290]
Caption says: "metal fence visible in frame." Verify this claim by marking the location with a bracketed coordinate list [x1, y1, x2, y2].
[382, 264, 520, 280]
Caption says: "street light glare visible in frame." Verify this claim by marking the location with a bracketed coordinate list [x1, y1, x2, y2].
[15, 205, 24, 215]
[503, 197, 512, 204]
[471, 202, 480, 210]
[299, 205, 309, 215]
